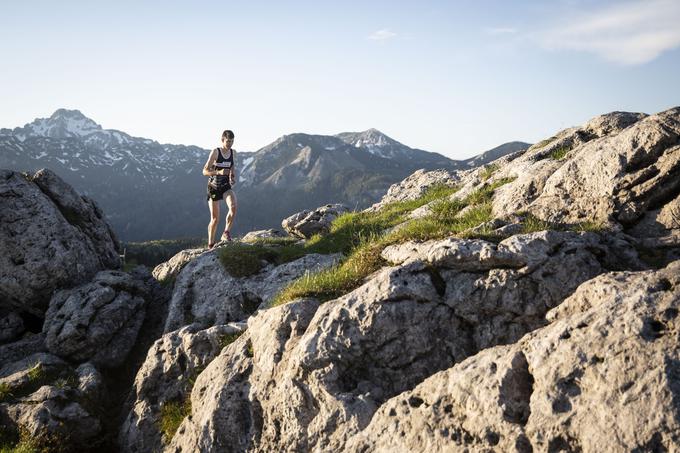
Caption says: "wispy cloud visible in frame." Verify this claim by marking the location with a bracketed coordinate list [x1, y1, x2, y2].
[537, 0, 680, 64]
[485, 27, 517, 36]
[368, 29, 397, 41]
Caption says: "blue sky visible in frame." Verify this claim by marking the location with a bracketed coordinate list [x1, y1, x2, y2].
[1, 0, 679, 159]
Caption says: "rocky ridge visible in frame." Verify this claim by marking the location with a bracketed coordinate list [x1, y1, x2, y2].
[1, 107, 679, 452]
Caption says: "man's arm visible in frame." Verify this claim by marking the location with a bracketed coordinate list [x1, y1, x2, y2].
[229, 150, 237, 184]
[202, 149, 221, 177]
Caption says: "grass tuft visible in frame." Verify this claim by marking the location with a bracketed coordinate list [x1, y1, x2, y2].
[533, 136, 557, 150]
[549, 146, 571, 160]
[0, 383, 12, 403]
[0, 427, 68, 453]
[521, 213, 555, 233]
[219, 331, 245, 350]
[479, 164, 499, 181]
[218, 243, 279, 277]
[271, 180, 511, 307]
[159, 399, 191, 443]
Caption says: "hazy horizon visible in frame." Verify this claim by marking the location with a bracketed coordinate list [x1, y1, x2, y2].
[2, 0, 679, 159]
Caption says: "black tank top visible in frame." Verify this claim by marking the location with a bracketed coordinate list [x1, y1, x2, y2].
[209, 148, 233, 186]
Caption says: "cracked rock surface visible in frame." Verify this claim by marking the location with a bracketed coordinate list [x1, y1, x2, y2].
[347, 260, 680, 452]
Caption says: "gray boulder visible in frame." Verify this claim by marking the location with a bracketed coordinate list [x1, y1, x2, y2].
[151, 248, 204, 284]
[0, 311, 24, 343]
[0, 351, 106, 449]
[367, 168, 462, 212]
[241, 229, 290, 243]
[32, 168, 120, 267]
[163, 229, 639, 452]
[119, 323, 245, 453]
[2, 385, 102, 449]
[164, 250, 341, 332]
[348, 260, 680, 452]
[43, 270, 148, 368]
[281, 204, 350, 239]
[0, 169, 120, 315]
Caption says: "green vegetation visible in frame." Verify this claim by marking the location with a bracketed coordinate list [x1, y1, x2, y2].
[123, 238, 206, 268]
[0, 383, 11, 403]
[218, 242, 280, 277]
[479, 163, 499, 181]
[219, 331, 245, 350]
[521, 213, 555, 233]
[159, 399, 192, 442]
[272, 179, 515, 306]
[218, 184, 460, 278]
[246, 340, 254, 358]
[549, 146, 571, 160]
[533, 136, 557, 149]
[0, 427, 66, 453]
[574, 220, 605, 232]
[26, 365, 45, 383]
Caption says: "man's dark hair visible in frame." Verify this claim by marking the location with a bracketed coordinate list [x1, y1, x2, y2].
[222, 130, 235, 140]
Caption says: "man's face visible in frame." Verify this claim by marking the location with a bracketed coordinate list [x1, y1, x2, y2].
[222, 136, 234, 148]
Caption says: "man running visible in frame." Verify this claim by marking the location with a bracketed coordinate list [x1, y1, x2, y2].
[203, 130, 237, 248]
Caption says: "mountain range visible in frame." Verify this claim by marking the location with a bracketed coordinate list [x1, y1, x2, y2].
[0, 109, 529, 241]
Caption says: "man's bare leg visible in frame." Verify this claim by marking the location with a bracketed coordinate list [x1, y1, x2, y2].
[223, 190, 238, 237]
[208, 199, 220, 247]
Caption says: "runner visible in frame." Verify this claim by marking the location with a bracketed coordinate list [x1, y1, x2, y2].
[203, 130, 237, 248]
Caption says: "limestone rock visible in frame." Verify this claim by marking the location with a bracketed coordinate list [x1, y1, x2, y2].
[348, 260, 680, 452]
[241, 229, 290, 243]
[164, 250, 341, 332]
[367, 168, 462, 212]
[32, 168, 120, 268]
[151, 248, 204, 284]
[119, 323, 245, 453]
[526, 108, 680, 226]
[3, 385, 102, 449]
[0, 334, 47, 366]
[281, 204, 350, 239]
[0, 311, 24, 343]
[43, 270, 148, 368]
[0, 352, 70, 399]
[0, 169, 119, 315]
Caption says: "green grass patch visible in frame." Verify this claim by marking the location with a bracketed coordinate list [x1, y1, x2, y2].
[218, 242, 279, 277]
[271, 181, 511, 307]
[479, 163, 499, 181]
[533, 136, 557, 149]
[574, 220, 604, 232]
[0, 427, 67, 453]
[159, 399, 191, 443]
[272, 239, 386, 305]
[0, 383, 12, 403]
[26, 365, 45, 383]
[521, 213, 555, 233]
[246, 340, 254, 358]
[549, 146, 571, 160]
[217, 184, 459, 278]
[466, 177, 516, 206]
[219, 331, 245, 350]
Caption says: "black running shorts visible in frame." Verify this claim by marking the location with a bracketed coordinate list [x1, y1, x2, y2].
[207, 182, 232, 201]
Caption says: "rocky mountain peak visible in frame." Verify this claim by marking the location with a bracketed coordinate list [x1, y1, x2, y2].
[17, 108, 102, 140]
[336, 128, 398, 149]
